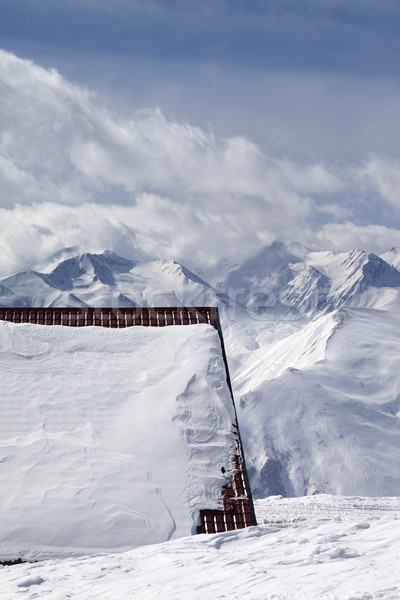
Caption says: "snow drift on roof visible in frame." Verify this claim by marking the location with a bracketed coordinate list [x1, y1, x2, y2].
[0, 321, 237, 559]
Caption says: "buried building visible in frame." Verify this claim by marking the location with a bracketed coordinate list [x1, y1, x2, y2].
[0, 307, 256, 560]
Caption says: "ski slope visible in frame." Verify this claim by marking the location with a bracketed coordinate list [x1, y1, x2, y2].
[0, 321, 236, 559]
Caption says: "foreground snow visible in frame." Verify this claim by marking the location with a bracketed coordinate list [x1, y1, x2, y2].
[1, 495, 399, 599]
[0, 321, 236, 559]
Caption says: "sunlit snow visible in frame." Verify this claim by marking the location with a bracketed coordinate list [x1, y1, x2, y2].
[0, 321, 236, 559]
[0, 495, 399, 599]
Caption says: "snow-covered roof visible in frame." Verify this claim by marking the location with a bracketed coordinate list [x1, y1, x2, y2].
[0, 307, 255, 561]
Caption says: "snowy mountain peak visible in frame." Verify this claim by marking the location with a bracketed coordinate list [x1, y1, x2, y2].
[0, 250, 222, 308]
[2, 244, 400, 316]
[222, 245, 400, 318]
[279, 264, 331, 315]
[230, 240, 309, 279]
[380, 247, 400, 270]
[362, 253, 400, 288]
[49, 251, 138, 290]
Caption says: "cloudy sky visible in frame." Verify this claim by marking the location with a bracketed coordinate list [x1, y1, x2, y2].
[0, 0, 399, 277]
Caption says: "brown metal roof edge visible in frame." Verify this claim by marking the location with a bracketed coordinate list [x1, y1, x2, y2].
[0, 307, 219, 328]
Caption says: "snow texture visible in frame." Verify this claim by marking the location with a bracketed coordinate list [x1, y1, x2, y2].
[0, 495, 399, 599]
[0, 321, 236, 559]
[234, 307, 400, 498]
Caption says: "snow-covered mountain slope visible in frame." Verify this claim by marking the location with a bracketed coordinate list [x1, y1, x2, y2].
[381, 247, 400, 270]
[223, 241, 400, 318]
[1, 495, 399, 600]
[2, 244, 399, 318]
[305, 248, 400, 311]
[0, 251, 223, 308]
[0, 321, 236, 559]
[234, 308, 400, 498]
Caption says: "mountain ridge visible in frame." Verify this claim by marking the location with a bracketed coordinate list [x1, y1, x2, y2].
[2, 243, 400, 316]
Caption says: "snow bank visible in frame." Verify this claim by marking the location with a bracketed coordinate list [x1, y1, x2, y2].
[1, 495, 399, 599]
[0, 321, 236, 559]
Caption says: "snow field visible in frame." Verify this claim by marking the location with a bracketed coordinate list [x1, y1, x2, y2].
[0, 321, 237, 559]
[0, 495, 399, 599]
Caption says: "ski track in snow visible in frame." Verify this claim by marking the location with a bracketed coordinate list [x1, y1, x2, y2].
[0, 495, 399, 599]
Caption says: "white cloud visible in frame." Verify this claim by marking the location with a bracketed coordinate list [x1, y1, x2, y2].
[310, 222, 400, 255]
[0, 202, 148, 277]
[354, 155, 400, 212]
[0, 50, 399, 279]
